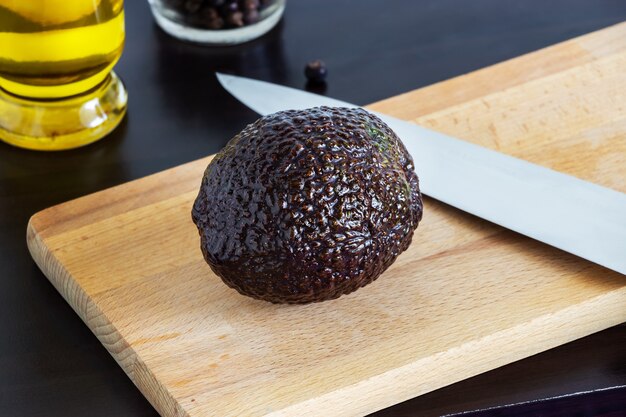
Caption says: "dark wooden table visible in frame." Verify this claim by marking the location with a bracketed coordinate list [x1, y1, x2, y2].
[1, 1, 625, 416]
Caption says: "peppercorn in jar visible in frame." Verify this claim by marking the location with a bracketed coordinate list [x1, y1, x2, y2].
[148, 0, 285, 45]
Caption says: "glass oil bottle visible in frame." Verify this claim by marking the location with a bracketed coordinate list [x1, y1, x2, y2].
[0, 0, 127, 150]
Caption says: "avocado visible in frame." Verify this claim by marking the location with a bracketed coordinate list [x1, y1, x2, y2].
[192, 107, 423, 304]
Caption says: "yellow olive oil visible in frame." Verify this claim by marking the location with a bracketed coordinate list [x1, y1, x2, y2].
[0, 0, 125, 98]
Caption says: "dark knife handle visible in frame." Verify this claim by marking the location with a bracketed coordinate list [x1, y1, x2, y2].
[445, 386, 626, 417]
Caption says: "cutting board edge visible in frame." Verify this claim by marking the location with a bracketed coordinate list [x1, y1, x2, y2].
[26, 218, 185, 417]
[27, 155, 212, 240]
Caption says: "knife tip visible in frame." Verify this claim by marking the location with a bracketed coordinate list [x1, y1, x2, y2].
[216, 72, 234, 86]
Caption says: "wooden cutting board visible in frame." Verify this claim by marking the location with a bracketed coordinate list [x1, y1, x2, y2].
[27, 23, 626, 417]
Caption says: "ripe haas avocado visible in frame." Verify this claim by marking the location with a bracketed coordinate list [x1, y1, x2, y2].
[192, 107, 423, 304]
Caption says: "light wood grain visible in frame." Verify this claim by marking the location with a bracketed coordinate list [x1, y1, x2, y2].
[28, 22, 626, 417]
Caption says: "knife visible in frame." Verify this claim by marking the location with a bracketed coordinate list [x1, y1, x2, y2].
[216, 73, 626, 275]
[445, 385, 626, 417]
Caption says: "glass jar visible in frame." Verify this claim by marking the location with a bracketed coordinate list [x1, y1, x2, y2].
[148, 0, 285, 45]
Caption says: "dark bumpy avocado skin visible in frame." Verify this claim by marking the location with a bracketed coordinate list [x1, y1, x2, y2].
[192, 107, 423, 304]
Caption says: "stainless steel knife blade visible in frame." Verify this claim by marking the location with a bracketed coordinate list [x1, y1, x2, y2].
[216, 73, 626, 275]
